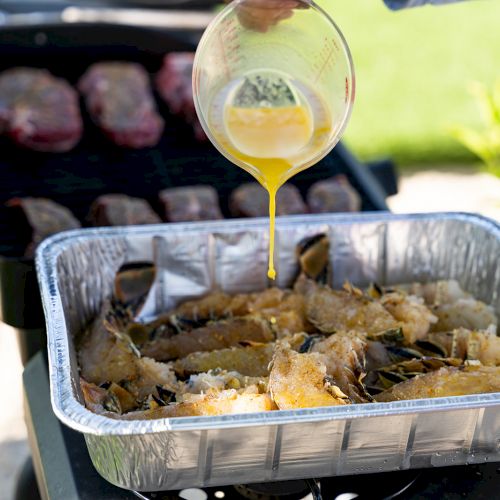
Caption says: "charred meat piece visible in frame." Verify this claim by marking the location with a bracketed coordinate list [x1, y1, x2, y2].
[0, 67, 44, 132]
[229, 183, 307, 218]
[7, 197, 81, 257]
[159, 185, 223, 222]
[155, 53, 206, 141]
[88, 194, 161, 226]
[79, 62, 164, 148]
[0, 67, 82, 152]
[307, 175, 361, 213]
[229, 183, 266, 218]
[140, 317, 275, 361]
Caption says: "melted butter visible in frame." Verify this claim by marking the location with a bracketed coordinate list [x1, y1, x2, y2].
[225, 106, 314, 159]
[210, 74, 332, 280]
[224, 104, 315, 279]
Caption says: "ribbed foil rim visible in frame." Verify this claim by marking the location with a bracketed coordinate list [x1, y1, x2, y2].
[36, 212, 500, 436]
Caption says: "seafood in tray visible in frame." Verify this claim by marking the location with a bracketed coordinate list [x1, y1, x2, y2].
[79, 235, 500, 420]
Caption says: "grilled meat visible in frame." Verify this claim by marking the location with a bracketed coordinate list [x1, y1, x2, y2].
[88, 194, 161, 226]
[156, 53, 206, 141]
[158, 185, 223, 222]
[79, 62, 164, 148]
[307, 175, 361, 213]
[229, 182, 307, 218]
[0, 67, 82, 152]
[6, 197, 80, 257]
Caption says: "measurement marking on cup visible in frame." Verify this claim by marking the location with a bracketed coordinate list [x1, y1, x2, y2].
[314, 42, 335, 84]
[217, 28, 231, 82]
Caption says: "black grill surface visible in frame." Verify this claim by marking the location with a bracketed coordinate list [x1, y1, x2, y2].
[0, 24, 385, 257]
[0, 23, 388, 329]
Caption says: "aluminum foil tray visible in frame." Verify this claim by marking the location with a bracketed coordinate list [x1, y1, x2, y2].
[36, 212, 500, 491]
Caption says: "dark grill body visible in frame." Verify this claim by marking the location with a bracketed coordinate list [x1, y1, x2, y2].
[0, 23, 389, 334]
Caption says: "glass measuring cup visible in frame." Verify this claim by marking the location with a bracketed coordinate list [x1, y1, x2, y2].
[193, 0, 354, 181]
[192, 0, 355, 278]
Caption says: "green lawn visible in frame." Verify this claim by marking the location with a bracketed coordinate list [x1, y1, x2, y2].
[317, 0, 500, 167]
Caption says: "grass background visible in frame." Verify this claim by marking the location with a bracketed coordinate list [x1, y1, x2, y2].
[316, 0, 500, 167]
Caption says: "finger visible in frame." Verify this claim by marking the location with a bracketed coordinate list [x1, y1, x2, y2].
[238, 4, 290, 19]
[238, 5, 285, 22]
[276, 9, 294, 20]
[238, 0, 300, 11]
[237, 10, 272, 32]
